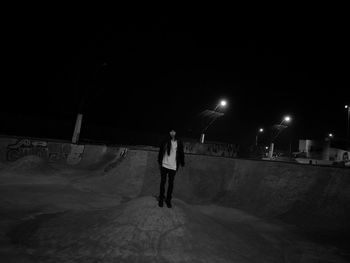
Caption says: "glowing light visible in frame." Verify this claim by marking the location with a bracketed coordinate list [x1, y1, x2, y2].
[329, 133, 333, 137]
[259, 128, 264, 132]
[220, 100, 227, 107]
[284, 116, 291, 122]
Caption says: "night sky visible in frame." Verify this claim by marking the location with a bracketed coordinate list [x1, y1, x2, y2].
[1, 12, 349, 149]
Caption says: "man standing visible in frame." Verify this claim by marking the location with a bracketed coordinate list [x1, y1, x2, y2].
[157, 128, 185, 208]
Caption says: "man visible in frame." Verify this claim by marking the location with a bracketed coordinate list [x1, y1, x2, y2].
[157, 128, 185, 208]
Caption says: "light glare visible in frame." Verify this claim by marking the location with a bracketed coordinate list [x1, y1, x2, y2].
[284, 116, 291, 122]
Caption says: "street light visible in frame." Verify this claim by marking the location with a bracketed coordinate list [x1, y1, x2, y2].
[268, 115, 292, 158]
[346, 105, 349, 140]
[220, 100, 227, 107]
[255, 128, 264, 146]
[284, 116, 291, 122]
[213, 99, 227, 111]
[274, 115, 292, 138]
[200, 99, 228, 143]
[329, 133, 333, 138]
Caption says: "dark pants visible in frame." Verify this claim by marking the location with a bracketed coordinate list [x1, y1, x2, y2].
[159, 167, 176, 201]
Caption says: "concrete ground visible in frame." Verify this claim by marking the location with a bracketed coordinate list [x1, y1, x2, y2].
[0, 155, 349, 262]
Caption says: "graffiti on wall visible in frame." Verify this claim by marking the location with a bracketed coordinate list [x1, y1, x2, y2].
[47, 143, 72, 162]
[103, 147, 128, 173]
[7, 139, 48, 161]
[6, 138, 85, 163]
[67, 144, 85, 165]
[183, 142, 239, 157]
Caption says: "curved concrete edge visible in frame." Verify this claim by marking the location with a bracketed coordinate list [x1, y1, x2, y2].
[1, 137, 349, 233]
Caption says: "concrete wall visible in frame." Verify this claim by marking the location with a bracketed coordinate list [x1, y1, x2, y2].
[0, 136, 238, 163]
[1, 136, 349, 233]
[0, 137, 82, 164]
[139, 151, 350, 232]
[0, 136, 129, 168]
[183, 141, 239, 157]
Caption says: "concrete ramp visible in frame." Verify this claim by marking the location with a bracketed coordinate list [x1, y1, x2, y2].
[41, 145, 350, 234]
[2, 145, 345, 234]
[1, 142, 350, 262]
[74, 149, 148, 198]
[140, 151, 350, 233]
[10, 196, 339, 263]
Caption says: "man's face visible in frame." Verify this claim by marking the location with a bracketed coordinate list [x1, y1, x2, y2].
[170, 130, 176, 138]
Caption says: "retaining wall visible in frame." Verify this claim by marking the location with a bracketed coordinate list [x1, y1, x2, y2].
[1, 136, 349, 233]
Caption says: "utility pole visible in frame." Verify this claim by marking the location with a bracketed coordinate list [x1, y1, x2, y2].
[72, 62, 108, 144]
[346, 105, 350, 141]
[72, 113, 83, 144]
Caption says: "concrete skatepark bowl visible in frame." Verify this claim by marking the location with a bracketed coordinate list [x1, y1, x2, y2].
[0, 142, 349, 262]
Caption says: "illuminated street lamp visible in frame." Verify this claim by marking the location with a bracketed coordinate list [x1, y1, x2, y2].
[284, 116, 291, 122]
[213, 99, 228, 111]
[329, 133, 334, 138]
[268, 115, 292, 158]
[275, 115, 291, 138]
[255, 128, 264, 146]
[200, 99, 228, 143]
[220, 100, 227, 107]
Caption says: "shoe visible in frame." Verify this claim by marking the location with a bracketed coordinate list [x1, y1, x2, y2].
[158, 199, 164, 207]
[165, 199, 172, 208]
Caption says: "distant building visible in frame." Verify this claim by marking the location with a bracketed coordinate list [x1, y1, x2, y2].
[295, 138, 350, 166]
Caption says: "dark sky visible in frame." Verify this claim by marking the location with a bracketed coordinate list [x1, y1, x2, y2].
[2, 11, 349, 147]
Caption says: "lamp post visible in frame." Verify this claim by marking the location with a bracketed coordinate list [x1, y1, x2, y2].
[345, 105, 350, 140]
[255, 128, 264, 146]
[200, 99, 227, 143]
[72, 62, 108, 144]
[269, 115, 292, 158]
